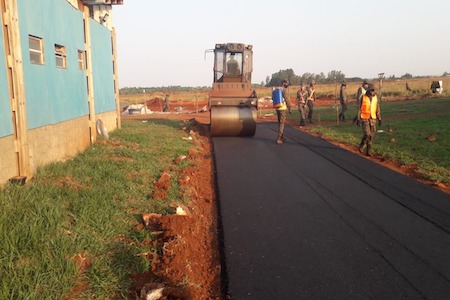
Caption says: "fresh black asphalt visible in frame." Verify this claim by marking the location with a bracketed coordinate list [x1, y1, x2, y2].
[213, 122, 450, 299]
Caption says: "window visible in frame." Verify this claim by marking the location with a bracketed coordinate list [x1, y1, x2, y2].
[78, 50, 86, 70]
[29, 35, 44, 65]
[55, 44, 66, 69]
[213, 49, 224, 82]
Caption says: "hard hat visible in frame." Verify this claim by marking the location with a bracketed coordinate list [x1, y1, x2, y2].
[367, 83, 376, 91]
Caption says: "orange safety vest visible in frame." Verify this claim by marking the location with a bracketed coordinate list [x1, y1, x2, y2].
[360, 94, 378, 119]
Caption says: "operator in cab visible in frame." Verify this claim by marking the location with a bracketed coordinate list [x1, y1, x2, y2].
[226, 53, 241, 76]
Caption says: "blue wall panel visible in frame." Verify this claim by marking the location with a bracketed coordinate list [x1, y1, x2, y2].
[90, 20, 116, 114]
[18, 0, 89, 129]
[0, 11, 14, 137]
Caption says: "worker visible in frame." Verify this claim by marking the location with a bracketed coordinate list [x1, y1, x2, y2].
[226, 53, 240, 76]
[338, 81, 348, 121]
[163, 94, 170, 112]
[431, 81, 440, 93]
[296, 83, 307, 126]
[306, 80, 316, 123]
[276, 79, 292, 144]
[352, 80, 369, 125]
[358, 83, 381, 156]
[406, 82, 412, 91]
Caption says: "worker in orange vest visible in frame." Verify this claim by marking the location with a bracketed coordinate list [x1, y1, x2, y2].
[358, 83, 381, 156]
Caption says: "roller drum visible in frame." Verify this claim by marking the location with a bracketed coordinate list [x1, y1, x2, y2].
[210, 106, 257, 137]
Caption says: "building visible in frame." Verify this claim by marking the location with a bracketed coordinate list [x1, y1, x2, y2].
[0, 0, 123, 185]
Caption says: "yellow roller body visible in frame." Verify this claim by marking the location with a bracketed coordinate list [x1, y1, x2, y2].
[210, 106, 257, 137]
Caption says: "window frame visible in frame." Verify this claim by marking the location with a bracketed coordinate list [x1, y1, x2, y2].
[77, 50, 86, 70]
[54, 44, 67, 69]
[29, 35, 45, 65]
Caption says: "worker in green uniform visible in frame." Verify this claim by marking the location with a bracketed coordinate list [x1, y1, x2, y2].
[296, 83, 307, 126]
[339, 81, 348, 121]
[306, 80, 316, 123]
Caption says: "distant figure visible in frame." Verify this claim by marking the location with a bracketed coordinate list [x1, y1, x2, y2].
[306, 80, 316, 123]
[338, 81, 348, 121]
[296, 84, 307, 126]
[352, 80, 369, 125]
[163, 94, 170, 112]
[431, 81, 440, 93]
[227, 54, 240, 76]
[358, 83, 381, 157]
[406, 82, 412, 91]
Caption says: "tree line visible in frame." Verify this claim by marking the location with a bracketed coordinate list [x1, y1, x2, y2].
[120, 71, 450, 93]
[261, 69, 450, 87]
[263, 69, 349, 87]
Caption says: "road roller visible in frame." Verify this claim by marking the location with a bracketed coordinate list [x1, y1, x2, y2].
[208, 43, 258, 137]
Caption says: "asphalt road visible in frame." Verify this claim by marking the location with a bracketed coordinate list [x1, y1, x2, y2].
[213, 122, 450, 299]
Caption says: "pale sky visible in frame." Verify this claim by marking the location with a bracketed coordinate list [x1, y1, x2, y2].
[113, 0, 450, 88]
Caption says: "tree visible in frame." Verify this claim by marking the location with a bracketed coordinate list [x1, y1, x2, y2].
[315, 73, 326, 84]
[265, 69, 345, 87]
[267, 69, 301, 87]
[301, 72, 314, 84]
[400, 73, 413, 79]
[326, 70, 345, 83]
[443, 71, 449, 77]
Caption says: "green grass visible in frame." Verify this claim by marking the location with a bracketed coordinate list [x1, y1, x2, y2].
[0, 118, 194, 299]
[282, 98, 450, 183]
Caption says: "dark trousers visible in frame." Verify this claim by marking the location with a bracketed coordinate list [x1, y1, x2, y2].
[298, 103, 306, 124]
[339, 102, 347, 120]
[360, 119, 377, 148]
[276, 109, 286, 140]
[307, 100, 314, 122]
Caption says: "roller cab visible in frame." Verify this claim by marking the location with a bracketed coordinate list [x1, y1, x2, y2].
[208, 43, 258, 137]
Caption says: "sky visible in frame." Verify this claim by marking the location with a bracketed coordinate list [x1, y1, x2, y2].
[113, 0, 450, 88]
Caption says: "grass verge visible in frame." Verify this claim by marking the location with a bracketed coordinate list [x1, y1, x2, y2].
[0, 118, 194, 299]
